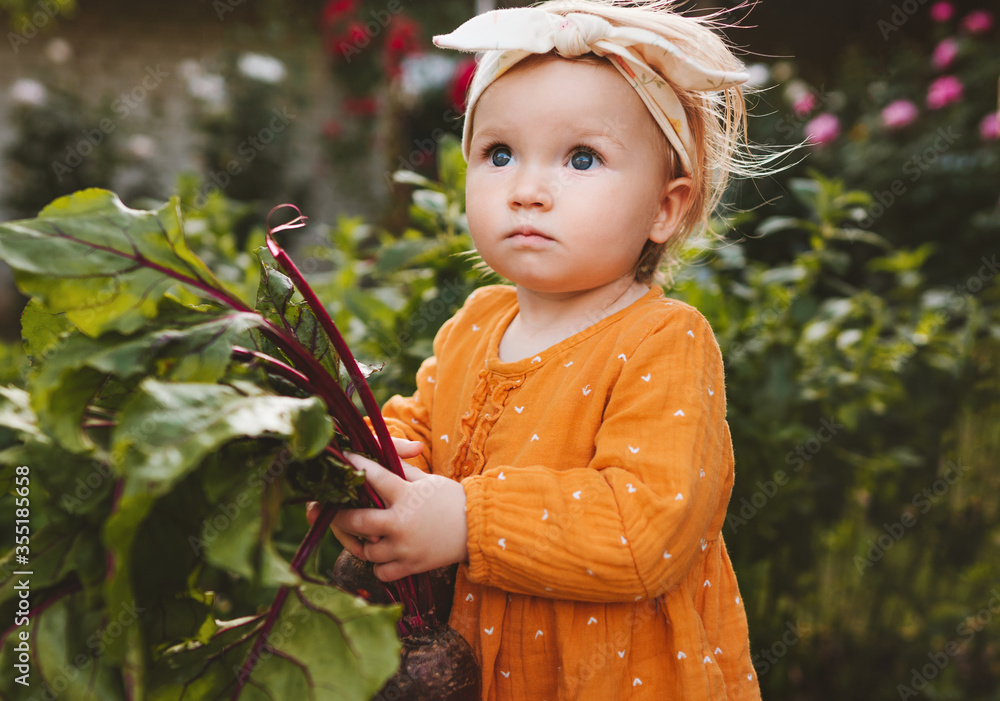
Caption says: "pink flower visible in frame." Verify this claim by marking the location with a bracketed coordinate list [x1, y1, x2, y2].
[321, 0, 359, 57]
[322, 0, 357, 29]
[792, 91, 818, 117]
[449, 57, 477, 112]
[932, 38, 958, 70]
[926, 75, 963, 109]
[805, 113, 840, 145]
[930, 2, 954, 22]
[980, 112, 1000, 141]
[881, 100, 919, 129]
[342, 95, 378, 116]
[383, 15, 422, 79]
[961, 10, 993, 34]
[326, 21, 368, 59]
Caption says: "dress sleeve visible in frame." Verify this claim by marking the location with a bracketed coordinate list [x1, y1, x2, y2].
[376, 357, 437, 474]
[462, 306, 731, 602]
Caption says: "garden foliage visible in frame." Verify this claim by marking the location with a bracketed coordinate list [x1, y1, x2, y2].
[0, 190, 405, 700]
[680, 5, 1000, 696]
[0, 2, 999, 700]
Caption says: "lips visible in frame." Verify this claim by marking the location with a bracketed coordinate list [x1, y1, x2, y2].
[506, 226, 553, 241]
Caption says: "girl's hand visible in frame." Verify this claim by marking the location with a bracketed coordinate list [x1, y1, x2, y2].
[306, 437, 423, 556]
[308, 438, 469, 582]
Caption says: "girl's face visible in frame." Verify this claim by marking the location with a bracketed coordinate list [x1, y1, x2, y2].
[465, 56, 684, 297]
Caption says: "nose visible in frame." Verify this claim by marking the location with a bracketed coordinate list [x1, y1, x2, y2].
[508, 166, 553, 211]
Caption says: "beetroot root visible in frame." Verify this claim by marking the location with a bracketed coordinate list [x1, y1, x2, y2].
[332, 551, 460, 623]
[427, 563, 459, 623]
[331, 554, 477, 699]
[374, 622, 480, 701]
[331, 549, 394, 604]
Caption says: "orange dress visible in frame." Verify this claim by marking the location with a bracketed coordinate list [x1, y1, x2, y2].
[378, 285, 761, 700]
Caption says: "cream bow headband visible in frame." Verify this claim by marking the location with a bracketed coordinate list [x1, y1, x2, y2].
[433, 7, 749, 176]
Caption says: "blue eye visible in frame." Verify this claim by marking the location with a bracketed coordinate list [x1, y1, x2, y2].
[489, 146, 513, 167]
[570, 148, 599, 171]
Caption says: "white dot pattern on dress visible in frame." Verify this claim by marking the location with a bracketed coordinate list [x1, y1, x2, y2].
[418, 290, 746, 694]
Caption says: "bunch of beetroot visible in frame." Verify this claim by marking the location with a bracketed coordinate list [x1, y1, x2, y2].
[239, 206, 481, 700]
[0, 191, 479, 700]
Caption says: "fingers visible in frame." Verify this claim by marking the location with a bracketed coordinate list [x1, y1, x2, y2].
[337, 536, 410, 581]
[306, 501, 321, 526]
[313, 440, 426, 578]
[345, 530, 401, 576]
[372, 559, 409, 583]
[392, 437, 424, 459]
[400, 462, 427, 482]
[338, 532, 362, 560]
[333, 505, 387, 539]
[330, 505, 407, 578]
[307, 501, 346, 544]
[362, 540, 412, 582]
[345, 451, 408, 503]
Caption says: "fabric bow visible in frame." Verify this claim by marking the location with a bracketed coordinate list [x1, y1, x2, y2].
[434, 7, 749, 175]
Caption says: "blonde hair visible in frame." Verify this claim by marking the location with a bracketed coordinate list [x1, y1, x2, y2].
[466, 0, 769, 284]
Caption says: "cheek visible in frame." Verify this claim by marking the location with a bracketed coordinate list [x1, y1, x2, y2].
[464, 189, 494, 255]
[465, 172, 491, 214]
[465, 174, 506, 230]
[466, 196, 487, 232]
[583, 192, 660, 254]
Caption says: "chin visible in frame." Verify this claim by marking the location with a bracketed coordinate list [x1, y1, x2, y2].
[511, 279, 580, 296]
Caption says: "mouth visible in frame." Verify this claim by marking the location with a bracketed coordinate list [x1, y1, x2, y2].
[506, 227, 553, 242]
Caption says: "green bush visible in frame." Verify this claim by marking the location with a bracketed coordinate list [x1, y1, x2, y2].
[304, 136, 495, 401]
[673, 171, 999, 699]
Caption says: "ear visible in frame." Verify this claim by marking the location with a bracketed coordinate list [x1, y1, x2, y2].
[648, 176, 693, 245]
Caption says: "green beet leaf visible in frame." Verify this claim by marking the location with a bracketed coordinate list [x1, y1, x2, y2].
[254, 248, 342, 383]
[18, 298, 75, 369]
[27, 310, 267, 454]
[111, 378, 332, 494]
[0, 524, 89, 608]
[82, 310, 266, 384]
[0, 588, 128, 701]
[0, 187, 435, 697]
[144, 595, 218, 653]
[0, 386, 41, 463]
[101, 379, 332, 662]
[0, 189, 244, 337]
[197, 461, 298, 587]
[148, 583, 401, 701]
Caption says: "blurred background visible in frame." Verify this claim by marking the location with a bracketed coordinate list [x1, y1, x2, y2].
[0, 0, 998, 698]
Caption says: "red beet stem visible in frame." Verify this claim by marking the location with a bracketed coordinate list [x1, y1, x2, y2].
[265, 205, 403, 480]
[231, 501, 338, 699]
[265, 206, 438, 633]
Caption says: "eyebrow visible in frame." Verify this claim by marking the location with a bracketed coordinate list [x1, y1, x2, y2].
[572, 129, 628, 150]
[469, 127, 504, 142]
[471, 126, 628, 150]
